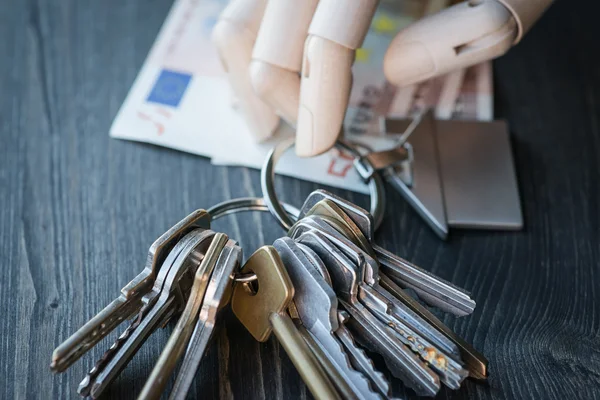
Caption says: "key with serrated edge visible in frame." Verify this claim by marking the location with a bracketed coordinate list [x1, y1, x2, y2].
[303, 194, 487, 379]
[275, 237, 381, 400]
[50, 210, 210, 373]
[298, 191, 475, 316]
[77, 229, 211, 397]
[296, 230, 440, 397]
[139, 233, 229, 400]
[86, 229, 216, 399]
[168, 240, 242, 400]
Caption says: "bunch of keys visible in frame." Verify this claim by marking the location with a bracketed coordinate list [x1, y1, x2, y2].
[50, 189, 487, 399]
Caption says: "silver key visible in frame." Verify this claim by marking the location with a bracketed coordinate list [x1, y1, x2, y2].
[139, 233, 229, 400]
[294, 216, 468, 389]
[301, 195, 487, 378]
[298, 190, 476, 316]
[169, 240, 242, 400]
[274, 237, 381, 400]
[295, 217, 463, 358]
[84, 229, 216, 399]
[77, 229, 211, 397]
[296, 230, 440, 397]
[50, 210, 211, 372]
[359, 285, 468, 389]
[293, 243, 390, 398]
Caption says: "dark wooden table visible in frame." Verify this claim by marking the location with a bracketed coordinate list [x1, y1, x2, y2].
[1, 1, 599, 399]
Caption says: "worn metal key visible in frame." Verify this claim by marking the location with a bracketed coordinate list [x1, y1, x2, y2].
[300, 195, 488, 378]
[78, 229, 212, 397]
[298, 191, 476, 316]
[296, 230, 440, 397]
[85, 229, 216, 399]
[50, 210, 211, 373]
[232, 246, 341, 400]
[168, 240, 242, 400]
[293, 213, 467, 382]
[138, 232, 229, 400]
[274, 237, 382, 399]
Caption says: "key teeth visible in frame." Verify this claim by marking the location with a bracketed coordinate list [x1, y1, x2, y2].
[334, 335, 383, 399]
[338, 326, 392, 397]
[77, 302, 152, 397]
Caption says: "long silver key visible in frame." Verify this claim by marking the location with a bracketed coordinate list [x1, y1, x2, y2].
[302, 195, 488, 379]
[295, 219, 467, 389]
[85, 229, 216, 399]
[139, 233, 229, 400]
[51, 210, 211, 372]
[78, 229, 212, 397]
[290, 215, 468, 389]
[274, 237, 381, 400]
[295, 215, 463, 360]
[296, 230, 440, 397]
[298, 191, 476, 316]
[168, 241, 242, 400]
[295, 242, 392, 398]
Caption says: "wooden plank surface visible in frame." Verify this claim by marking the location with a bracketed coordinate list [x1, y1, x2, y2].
[0, 1, 599, 399]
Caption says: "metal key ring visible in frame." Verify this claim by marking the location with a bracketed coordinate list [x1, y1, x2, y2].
[261, 137, 386, 232]
[208, 197, 300, 221]
[207, 197, 299, 283]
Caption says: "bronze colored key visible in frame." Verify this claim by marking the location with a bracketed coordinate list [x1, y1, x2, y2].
[232, 246, 341, 400]
[138, 232, 229, 400]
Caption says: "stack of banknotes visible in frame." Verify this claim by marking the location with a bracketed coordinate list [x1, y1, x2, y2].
[110, 0, 493, 194]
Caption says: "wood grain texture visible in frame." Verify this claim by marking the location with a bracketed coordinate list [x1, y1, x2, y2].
[0, 0, 599, 399]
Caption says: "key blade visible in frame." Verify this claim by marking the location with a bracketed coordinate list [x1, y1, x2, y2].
[359, 285, 468, 389]
[372, 284, 461, 360]
[50, 290, 143, 373]
[275, 238, 380, 399]
[340, 300, 440, 397]
[335, 323, 391, 398]
[380, 273, 488, 379]
[139, 233, 228, 400]
[88, 296, 175, 399]
[169, 243, 242, 400]
[270, 312, 341, 400]
[294, 321, 361, 400]
[374, 244, 476, 316]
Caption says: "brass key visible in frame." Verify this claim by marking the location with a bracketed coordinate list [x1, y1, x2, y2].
[232, 246, 341, 400]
